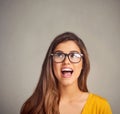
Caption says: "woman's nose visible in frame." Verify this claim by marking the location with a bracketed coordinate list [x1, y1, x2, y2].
[63, 56, 70, 64]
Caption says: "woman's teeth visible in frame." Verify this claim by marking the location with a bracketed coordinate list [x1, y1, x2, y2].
[61, 68, 73, 76]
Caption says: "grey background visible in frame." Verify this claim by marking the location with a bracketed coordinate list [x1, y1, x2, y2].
[0, 0, 120, 114]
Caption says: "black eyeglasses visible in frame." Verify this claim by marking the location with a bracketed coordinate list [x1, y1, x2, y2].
[51, 52, 83, 63]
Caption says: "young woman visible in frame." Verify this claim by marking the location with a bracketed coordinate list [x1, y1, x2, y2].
[20, 32, 112, 114]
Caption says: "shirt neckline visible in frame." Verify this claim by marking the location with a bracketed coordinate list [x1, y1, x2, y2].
[81, 93, 92, 114]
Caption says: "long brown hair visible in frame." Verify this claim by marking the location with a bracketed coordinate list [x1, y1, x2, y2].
[20, 32, 90, 114]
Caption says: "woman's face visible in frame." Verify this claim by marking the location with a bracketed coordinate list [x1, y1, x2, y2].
[53, 40, 83, 87]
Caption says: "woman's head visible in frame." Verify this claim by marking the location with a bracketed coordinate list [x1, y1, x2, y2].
[20, 32, 90, 114]
[43, 32, 90, 92]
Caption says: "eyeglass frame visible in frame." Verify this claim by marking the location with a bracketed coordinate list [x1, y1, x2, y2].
[51, 51, 83, 63]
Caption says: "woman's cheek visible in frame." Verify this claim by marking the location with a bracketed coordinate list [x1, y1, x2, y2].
[74, 64, 82, 77]
[53, 63, 61, 78]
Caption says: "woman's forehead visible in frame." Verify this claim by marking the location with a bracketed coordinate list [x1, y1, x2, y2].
[54, 40, 81, 53]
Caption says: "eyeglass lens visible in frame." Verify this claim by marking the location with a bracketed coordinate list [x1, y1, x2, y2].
[52, 52, 83, 63]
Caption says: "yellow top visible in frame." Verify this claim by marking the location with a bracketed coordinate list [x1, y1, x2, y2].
[82, 93, 112, 114]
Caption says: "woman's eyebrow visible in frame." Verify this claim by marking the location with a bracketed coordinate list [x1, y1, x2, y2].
[54, 50, 63, 53]
[69, 50, 80, 53]
[54, 50, 80, 53]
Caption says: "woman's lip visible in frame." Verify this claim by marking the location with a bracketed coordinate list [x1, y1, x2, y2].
[61, 67, 73, 78]
[61, 68, 73, 72]
[61, 66, 73, 70]
[61, 72, 72, 78]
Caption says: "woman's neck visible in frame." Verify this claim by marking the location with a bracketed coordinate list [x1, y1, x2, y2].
[59, 83, 83, 102]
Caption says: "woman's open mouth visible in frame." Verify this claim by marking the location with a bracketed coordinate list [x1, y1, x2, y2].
[61, 68, 73, 78]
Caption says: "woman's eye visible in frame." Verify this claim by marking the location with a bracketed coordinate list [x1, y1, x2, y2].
[71, 54, 76, 58]
[56, 53, 64, 58]
[70, 53, 80, 58]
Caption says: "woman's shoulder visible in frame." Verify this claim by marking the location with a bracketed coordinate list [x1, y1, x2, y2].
[88, 93, 110, 106]
[88, 93, 112, 112]
[82, 93, 112, 114]
[89, 93, 108, 102]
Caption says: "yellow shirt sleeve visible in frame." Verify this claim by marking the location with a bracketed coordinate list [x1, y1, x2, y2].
[82, 93, 112, 114]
